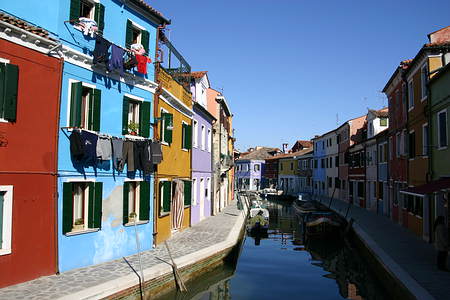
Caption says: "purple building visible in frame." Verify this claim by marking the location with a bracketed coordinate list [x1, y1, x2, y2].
[190, 72, 215, 225]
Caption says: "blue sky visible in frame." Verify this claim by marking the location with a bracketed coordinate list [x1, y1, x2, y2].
[148, 0, 450, 152]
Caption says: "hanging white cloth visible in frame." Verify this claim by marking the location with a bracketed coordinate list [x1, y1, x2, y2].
[171, 179, 185, 230]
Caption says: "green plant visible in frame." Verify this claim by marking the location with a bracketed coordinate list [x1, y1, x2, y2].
[129, 212, 137, 219]
[74, 218, 84, 225]
[128, 121, 139, 133]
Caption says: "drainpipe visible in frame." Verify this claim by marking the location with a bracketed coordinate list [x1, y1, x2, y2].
[152, 23, 167, 246]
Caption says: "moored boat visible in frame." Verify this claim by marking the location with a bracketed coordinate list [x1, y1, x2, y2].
[304, 211, 343, 237]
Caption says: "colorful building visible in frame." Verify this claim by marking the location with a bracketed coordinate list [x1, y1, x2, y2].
[236, 147, 277, 191]
[312, 134, 328, 197]
[0, 12, 63, 287]
[295, 149, 314, 195]
[383, 61, 409, 224]
[190, 72, 215, 225]
[278, 154, 298, 196]
[348, 124, 367, 207]
[154, 35, 193, 244]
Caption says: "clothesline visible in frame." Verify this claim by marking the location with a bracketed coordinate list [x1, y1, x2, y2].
[60, 127, 152, 142]
[64, 19, 148, 56]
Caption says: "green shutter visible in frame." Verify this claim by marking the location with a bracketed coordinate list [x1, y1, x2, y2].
[163, 181, 171, 212]
[186, 125, 192, 149]
[3, 64, 19, 121]
[94, 182, 103, 228]
[141, 30, 150, 54]
[184, 181, 191, 206]
[139, 181, 150, 221]
[0, 64, 5, 119]
[69, 0, 81, 22]
[122, 96, 129, 134]
[92, 89, 101, 131]
[123, 182, 129, 224]
[164, 113, 173, 144]
[94, 3, 105, 33]
[62, 182, 74, 235]
[0, 193, 4, 248]
[139, 101, 151, 138]
[88, 182, 95, 228]
[70, 82, 82, 127]
[125, 20, 133, 49]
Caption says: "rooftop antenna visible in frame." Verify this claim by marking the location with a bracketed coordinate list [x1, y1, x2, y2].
[217, 86, 224, 95]
[336, 113, 339, 126]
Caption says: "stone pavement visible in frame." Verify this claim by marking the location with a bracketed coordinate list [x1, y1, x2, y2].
[312, 195, 450, 300]
[0, 201, 246, 300]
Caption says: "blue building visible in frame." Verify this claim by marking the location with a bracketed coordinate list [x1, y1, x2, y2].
[3, 0, 170, 272]
[312, 136, 327, 197]
[235, 147, 277, 191]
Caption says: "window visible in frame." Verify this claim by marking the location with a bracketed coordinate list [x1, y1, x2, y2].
[421, 64, 428, 100]
[122, 95, 151, 137]
[181, 122, 192, 150]
[408, 131, 416, 159]
[160, 110, 173, 144]
[69, 0, 105, 32]
[0, 186, 13, 255]
[193, 120, 198, 148]
[0, 61, 18, 122]
[125, 20, 149, 53]
[123, 180, 150, 225]
[201, 125, 206, 150]
[314, 159, 318, 168]
[335, 155, 339, 167]
[380, 117, 388, 127]
[199, 178, 204, 206]
[207, 129, 211, 152]
[357, 182, 364, 198]
[192, 178, 197, 205]
[290, 162, 293, 170]
[159, 180, 171, 215]
[326, 158, 329, 168]
[438, 110, 448, 148]
[389, 137, 393, 160]
[280, 163, 283, 171]
[206, 178, 210, 199]
[321, 159, 324, 168]
[422, 123, 429, 156]
[254, 164, 260, 172]
[69, 82, 101, 131]
[328, 177, 332, 188]
[396, 133, 400, 158]
[62, 181, 103, 235]
[408, 80, 414, 110]
[335, 177, 340, 189]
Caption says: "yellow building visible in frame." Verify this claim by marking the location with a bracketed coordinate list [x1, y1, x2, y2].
[154, 68, 193, 244]
[278, 154, 298, 196]
[227, 115, 235, 205]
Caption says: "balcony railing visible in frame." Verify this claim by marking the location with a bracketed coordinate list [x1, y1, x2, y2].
[159, 31, 191, 89]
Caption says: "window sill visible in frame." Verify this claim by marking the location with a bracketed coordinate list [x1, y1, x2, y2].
[0, 249, 12, 256]
[408, 107, 414, 112]
[65, 228, 100, 236]
[438, 146, 448, 151]
[420, 96, 427, 102]
[161, 142, 169, 146]
[124, 220, 149, 227]
[0, 118, 9, 123]
[159, 212, 170, 217]
[181, 148, 189, 152]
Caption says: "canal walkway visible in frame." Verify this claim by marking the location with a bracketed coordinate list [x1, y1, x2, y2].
[0, 200, 247, 300]
[314, 195, 450, 300]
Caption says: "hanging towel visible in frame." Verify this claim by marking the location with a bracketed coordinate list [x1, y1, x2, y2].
[112, 138, 124, 171]
[108, 45, 125, 76]
[135, 54, 151, 74]
[70, 130, 85, 161]
[92, 35, 111, 65]
[134, 140, 153, 175]
[96, 137, 112, 160]
[150, 140, 163, 164]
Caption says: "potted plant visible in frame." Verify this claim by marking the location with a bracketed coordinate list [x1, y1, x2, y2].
[129, 212, 137, 223]
[73, 218, 84, 231]
[128, 122, 139, 135]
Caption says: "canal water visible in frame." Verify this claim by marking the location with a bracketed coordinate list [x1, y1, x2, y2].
[156, 199, 391, 300]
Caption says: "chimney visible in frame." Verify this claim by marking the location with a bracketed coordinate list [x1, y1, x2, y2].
[282, 143, 288, 153]
[428, 26, 450, 44]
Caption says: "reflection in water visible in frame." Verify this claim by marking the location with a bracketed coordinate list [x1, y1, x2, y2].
[155, 199, 390, 300]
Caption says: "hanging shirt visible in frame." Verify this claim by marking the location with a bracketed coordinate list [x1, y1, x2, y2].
[96, 137, 112, 160]
[70, 130, 85, 161]
[150, 140, 163, 164]
[81, 130, 98, 167]
[108, 45, 125, 76]
[93, 35, 111, 65]
[135, 54, 151, 74]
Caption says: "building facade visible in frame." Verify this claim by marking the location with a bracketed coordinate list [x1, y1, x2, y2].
[0, 13, 63, 286]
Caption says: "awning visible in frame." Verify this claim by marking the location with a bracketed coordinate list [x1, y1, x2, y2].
[400, 178, 450, 196]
